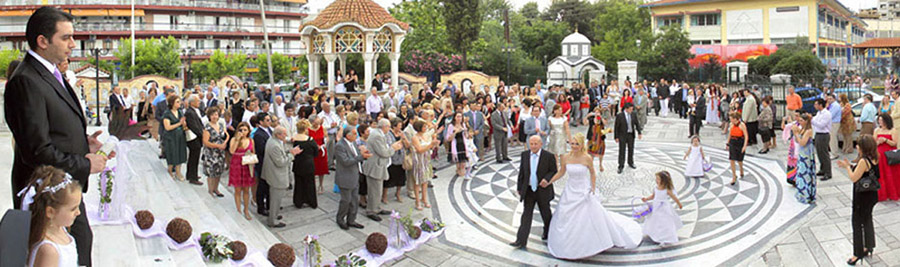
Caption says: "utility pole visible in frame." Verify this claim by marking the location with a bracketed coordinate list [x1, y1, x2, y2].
[258, 0, 276, 89]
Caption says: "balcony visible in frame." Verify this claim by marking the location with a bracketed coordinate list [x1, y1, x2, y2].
[2, 0, 306, 15]
[68, 47, 305, 58]
[73, 22, 299, 34]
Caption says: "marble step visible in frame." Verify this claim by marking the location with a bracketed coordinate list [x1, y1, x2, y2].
[91, 224, 142, 267]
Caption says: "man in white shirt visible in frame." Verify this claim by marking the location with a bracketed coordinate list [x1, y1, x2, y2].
[273, 95, 286, 119]
[242, 98, 260, 123]
[811, 99, 833, 181]
[366, 87, 383, 119]
[317, 102, 340, 169]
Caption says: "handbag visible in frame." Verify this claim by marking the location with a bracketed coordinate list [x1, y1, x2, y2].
[855, 158, 880, 193]
[402, 153, 414, 170]
[886, 149, 900, 165]
[241, 153, 259, 165]
[185, 129, 197, 142]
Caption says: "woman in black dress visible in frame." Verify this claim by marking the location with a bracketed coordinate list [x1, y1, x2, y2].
[345, 69, 358, 92]
[446, 112, 468, 177]
[383, 118, 408, 203]
[291, 119, 320, 209]
[230, 91, 244, 129]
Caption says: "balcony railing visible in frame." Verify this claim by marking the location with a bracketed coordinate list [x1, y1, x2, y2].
[68, 47, 305, 58]
[2, 0, 306, 14]
[1, 22, 300, 34]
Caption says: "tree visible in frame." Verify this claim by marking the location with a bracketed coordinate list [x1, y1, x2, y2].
[0, 49, 22, 76]
[642, 26, 692, 80]
[590, 0, 653, 75]
[520, 2, 540, 19]
[252, 53, 292, 84]
[389, 0, 452, 55]
[191, 50, 248, 83]
[115, 37, 182, 79]
[772, 52, 826, 77]
[474, 19, 544, 84]
[749, 36, 812, 76]
[542, 0, 601, 42]
[443, 0, 483, 69]
[514, 13, 568, 64]
[86, 56, 115, 74]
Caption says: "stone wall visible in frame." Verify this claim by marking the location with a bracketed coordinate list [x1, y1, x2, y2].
[440, 71, 500, 94]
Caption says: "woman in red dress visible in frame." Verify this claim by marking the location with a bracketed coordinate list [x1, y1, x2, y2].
[228, 122, 255, 220]
[309, 117, 329, 194]
[557, 93, 572, 119]
[875, 114, 900, 201]
[620, 89, 634, 110]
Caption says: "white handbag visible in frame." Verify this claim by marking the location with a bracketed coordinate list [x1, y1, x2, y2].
[241, 153, 259, 165]
[185, 129, 197, 142]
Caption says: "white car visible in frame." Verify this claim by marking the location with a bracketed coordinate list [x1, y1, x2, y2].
[848, 100, 894, 141]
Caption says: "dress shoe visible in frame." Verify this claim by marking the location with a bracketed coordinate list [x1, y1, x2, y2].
[189, 180, 203, 185]
[821, 176, 832, 181]
[215, 192, 225, 197]
[617, 168, 623, 174]
[367, 214, 383, 222]
[816, 172, 824, 176]
[259, 211, 269, 216]
[508, 242, 525, 249]
[378, 210, 392, 215]
[628, 164, 637, 169]
[495, 159, 504, 164]
[542, 233, 548, 240]
[503, 158, 512, 161]
[270, 222, 286, 228]
[338, 223, 349, 230]
[348, 222, 365, 229]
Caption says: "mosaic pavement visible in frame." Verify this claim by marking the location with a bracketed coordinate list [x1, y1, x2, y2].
[433, 142, 813, 266]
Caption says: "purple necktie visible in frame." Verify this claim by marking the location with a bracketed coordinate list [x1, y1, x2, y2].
[53, 68, 66, 88]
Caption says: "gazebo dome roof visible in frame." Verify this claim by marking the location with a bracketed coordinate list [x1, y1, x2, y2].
[561, 31, 590, 44]
[302, 0, 409, 31]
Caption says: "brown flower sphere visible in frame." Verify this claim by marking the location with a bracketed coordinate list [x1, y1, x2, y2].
[267, 243, 295, 267]
[365, 232, 388, 255]
[228, 241, 247, 261]
[134, 210, 154, 230]
[408, 226, 422, 239]
[166, 218, 192, 243]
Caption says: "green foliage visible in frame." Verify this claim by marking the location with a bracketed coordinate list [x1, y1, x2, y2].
[389, 0, 452, 55]
[251, 52, 292, 84]
[772, 52, 826, 77]
[520, 2, 540, 19]
[474, 19, 544, 84]
[591, 0, 654, 75]
[86, 56, 116, 74]
[514, 13, 568, 64]
[641, 26, 692, 80]
[114, 37, 182, 79]
[191, 50, 248, 84]
[443, 0, 483, 69]
[542, 0, 601, 42]
[749, 36, 812, 76]
[0, 49, 22, 77]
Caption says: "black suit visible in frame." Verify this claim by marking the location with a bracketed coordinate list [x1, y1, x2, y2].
[4, 53, 93, 265]
[204, 98, 218, 113]
[588, 85, 604, 109]
[184, 108, 204, 182]
[690, 96, 706, 137]
[108, 93, 124, 119]
[614, 111, 642, 170]
[253, 128, 272, 214]
[514, 149, 557, 246]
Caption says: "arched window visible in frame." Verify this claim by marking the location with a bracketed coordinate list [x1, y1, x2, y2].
[312, 33, 327, 54]
[373, 28, 392, 53]
[334, 27, 364, 53]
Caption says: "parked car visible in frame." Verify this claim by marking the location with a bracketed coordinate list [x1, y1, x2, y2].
[832, 87, 883, 104]
[848, 100, 894, 142]
[794, 87, 824, 114]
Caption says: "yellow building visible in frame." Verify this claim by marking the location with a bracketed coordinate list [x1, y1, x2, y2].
[642, 0, 867, 69]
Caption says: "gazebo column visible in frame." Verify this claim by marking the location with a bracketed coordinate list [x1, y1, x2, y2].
[372, 55, 379, 83]
[338, 54, 347, 75]
[363, 52, 375, 92]
[389, 52, 400, 91]
[307, 54, 320, 89]
[324, 53, 337, 92]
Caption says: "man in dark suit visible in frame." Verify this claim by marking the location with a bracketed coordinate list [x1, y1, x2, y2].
[588, 80, 604, 110]
[203, 90, 218, 114]
[466, 102, 486, 159]
[491, 102, 510, 163]
[184, 95, 205, 185]
[689, 89, 706, 137]
[108, 85, 125, 120]
[510, 135, 558, 249]
[253, 112, 273, 216]
[334, 127, 369, 230]
[615, 102, 643, 174]
[372, 73, 383, 91]
[4, 7, 111, 266]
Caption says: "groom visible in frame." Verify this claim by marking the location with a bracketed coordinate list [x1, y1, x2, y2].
[510, 135, 558, 249]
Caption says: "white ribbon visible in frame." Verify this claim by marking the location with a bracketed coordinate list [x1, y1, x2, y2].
[17, 178, 42, 211]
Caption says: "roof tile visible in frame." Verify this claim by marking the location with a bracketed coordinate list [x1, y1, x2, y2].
[853, 38, 900, 48]
[301, 0, 409, 31]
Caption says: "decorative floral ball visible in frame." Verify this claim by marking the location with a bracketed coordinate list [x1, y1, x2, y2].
[365, 233, 388, 255]
[166, 218, 192, 243]
[229, 241, 247, 261]
[409, 226, 422, 239]
[134, 210, 154, 230]
[267, 243, 295, 267]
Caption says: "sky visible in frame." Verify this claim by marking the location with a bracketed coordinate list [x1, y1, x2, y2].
[305, 0, 881, 14]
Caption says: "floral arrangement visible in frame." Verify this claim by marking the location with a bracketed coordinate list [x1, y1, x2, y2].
[134, 210, 154, 230]
[267, 243, 295, 267]
[98, 168, 115, 219]
[301, 235, 322, 267]
[398, 211, 422, 240]
[332, 252, 366, 267]
[388, 211, 410, 248]
[401, 50, 465, 74]
[166, 218, 192, 243]
[365, 233, 388, 255]
[228, 241, 247, 261]
[419, 218, 445, 233]
[199, 232, 233, 263]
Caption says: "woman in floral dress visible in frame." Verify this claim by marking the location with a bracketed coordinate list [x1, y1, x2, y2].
[202, 106, 229, 198]
[792, 113, 816, 204]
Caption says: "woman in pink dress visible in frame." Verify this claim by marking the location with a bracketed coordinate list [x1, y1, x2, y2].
[309, 117, 329, 194]
[229, 122, 256, 220]
[875, 114, 900, 201]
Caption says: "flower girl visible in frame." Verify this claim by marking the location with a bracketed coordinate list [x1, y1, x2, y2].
[641, 171, 684, 245]
[23, 166, 83, 267]
[683, 135, 706, 178]
[464, 129, 479, 179]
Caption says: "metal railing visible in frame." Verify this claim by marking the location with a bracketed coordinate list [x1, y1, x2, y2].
[2, 0, 306, 14]
[0, 22, 300, 34]
[69, 47, 305, 57]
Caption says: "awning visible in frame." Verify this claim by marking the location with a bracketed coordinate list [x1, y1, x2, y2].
[69, 9, 108, 17]
[0, 10, 33, 17]
[107, 9, 145, 17]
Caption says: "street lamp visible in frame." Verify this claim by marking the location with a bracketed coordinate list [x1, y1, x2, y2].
[182, 48, 196, 89]
[88, 37, 111, 126]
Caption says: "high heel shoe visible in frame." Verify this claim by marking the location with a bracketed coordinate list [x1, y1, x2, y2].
[846, 256, 863, 265]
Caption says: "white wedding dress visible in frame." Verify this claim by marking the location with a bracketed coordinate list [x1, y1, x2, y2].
[547, 164, 643, 259]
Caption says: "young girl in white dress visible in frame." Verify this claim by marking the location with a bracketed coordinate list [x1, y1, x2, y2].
[23, 166, 82, 267]
[464, 129, 479, 180]
[641, 171, 684, 245]
[683, 135, 706, 178]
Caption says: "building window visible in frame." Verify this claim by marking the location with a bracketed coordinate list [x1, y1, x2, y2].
[312, 34, 327, 53]
[728, 39, 763, 44]
[691, 14, 719, 26]
[657, 16, 682, 28]
[334, 26, 363, 53]
[373, 28, 392, 53]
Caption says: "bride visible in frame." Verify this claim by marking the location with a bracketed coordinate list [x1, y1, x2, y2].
[546, 133, 643, 259]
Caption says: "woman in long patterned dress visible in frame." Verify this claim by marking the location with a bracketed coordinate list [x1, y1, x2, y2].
[309, 117, 329, 194]
[411, 119, 438, 210]
[875, 114, 900, 201]
[584, 106, 608, 172]
[202, 106, 229, 198]
[783, 111, 801, 186]
[547, 105, 571, 161]
[792, 113, 817, 204]
[229, 122, 255, 220]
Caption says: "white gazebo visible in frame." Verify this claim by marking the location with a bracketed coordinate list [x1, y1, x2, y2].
[300, 0, 408, 93]
[546, 31, 605, 86]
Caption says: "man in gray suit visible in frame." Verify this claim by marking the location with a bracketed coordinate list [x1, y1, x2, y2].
[524, 106, 549, 146]
[467, 102, 486, 160]
[334, 126, 370, 230]
[491, 102, 510, 163]
[262, 127, 301, 228]
[362, 119, 402, 221]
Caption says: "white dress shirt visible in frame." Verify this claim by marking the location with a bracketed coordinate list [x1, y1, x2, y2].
[812, 109, 832, 134]
[318, 111, 340, 134]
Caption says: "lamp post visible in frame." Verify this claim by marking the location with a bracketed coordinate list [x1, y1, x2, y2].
[182, 47, 195, 89]
[89, 37, 111, 126]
